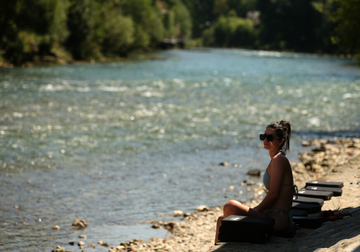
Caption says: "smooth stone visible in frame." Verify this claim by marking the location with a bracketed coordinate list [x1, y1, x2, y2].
[52, 225, 60, 231]
[164, 221, 176, 232]
[242, 179, 255, 185]
[152, 222, 161, 229]
[51, 246, 65, 252]
[219, 161, 231, 166]
[247, 169, 261, 176]
[195, 205, 209, 212]
[72, 219, 88, 230]
[173, 210, 183, 216]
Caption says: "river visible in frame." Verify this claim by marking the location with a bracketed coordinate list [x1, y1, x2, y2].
[1, 48, 360, 251]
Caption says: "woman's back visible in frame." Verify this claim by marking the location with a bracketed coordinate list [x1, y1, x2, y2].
[268, 154, 294, 212]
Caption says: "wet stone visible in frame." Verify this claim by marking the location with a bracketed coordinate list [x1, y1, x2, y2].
[247, 169, 261, 176]
[52, 225, 60, 231]
[72, 219, 88, 230]
[51, 246, 65, 252]
[173, 210, 183, 217]
[195, 205, 209, 212]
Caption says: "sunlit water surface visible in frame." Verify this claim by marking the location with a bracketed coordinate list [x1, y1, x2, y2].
[1, 49, 360, 251]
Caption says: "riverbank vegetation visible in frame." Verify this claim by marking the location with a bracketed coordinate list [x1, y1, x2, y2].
[0, 0, 359, 66]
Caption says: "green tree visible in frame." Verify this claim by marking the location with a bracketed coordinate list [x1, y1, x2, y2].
[332, 0, 360, 61]
[256, 0, 323, 52]
[101, 10, 135, 57]
[120, 0, 164, 48]
[181, 0, 216, 38]
[0, 0, 69, 65]
[203, 15, 256, 47]
[213, 0, 257, 18]
[163, 0, 192, 39]
[65, 0, 103, 60]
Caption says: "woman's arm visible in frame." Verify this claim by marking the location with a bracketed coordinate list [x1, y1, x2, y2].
[253, 157, 287, 212]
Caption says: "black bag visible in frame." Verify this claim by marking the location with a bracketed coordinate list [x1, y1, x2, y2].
[293, 195, 324, 206]
[306, 181, 343, 188]
[292, 202, 322, 214]
[305, 185, 343, 196]
[292, 216, 325, 229]
[218, 215, 275, 243]
[294, 190, 333, 200]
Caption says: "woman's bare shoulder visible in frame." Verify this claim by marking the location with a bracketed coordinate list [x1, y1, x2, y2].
[272, 154, 290, 168]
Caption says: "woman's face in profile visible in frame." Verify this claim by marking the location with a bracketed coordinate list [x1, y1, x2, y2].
[263, 128, 282, 151]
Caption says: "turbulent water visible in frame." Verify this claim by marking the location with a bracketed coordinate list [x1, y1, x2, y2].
[1, 49, 360, 251]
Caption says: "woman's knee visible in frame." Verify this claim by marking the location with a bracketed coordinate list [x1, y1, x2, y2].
[217, 215, 224, 224]
[223, 200, 242, 215]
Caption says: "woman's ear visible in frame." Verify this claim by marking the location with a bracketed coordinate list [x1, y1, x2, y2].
[280, 138, 285, 146]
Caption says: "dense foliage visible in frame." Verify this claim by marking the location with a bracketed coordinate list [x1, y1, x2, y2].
[0, 0, 192, 65]
[0, 0, 359, 66]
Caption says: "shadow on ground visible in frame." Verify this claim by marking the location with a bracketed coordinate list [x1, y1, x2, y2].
[210, 206, 360, 252]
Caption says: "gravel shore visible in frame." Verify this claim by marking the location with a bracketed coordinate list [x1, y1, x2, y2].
[52, 138, 360, 252]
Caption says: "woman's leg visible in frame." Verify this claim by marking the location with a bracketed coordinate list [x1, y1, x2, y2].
[215, 200, 264, 244]
[223, 200, 252, 217]
[215, 215, 224, 244]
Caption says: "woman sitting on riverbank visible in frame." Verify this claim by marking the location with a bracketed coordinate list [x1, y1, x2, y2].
[215, 120, 294, 244]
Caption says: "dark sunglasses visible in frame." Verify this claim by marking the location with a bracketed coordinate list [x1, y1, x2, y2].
[259, 134, 277, 142]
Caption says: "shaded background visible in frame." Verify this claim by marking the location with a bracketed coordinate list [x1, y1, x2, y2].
[0, 0, 359, 66]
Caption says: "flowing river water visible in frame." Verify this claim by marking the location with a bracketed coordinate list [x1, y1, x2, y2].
[1, 49, 360, 251]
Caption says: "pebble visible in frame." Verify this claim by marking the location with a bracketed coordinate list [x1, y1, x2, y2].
[173, 210, 183, 217]
[151, 222, 161, 229]
[242, 179, 256, 185]
[79, 234, 87, 239]
[52, 225, 60, 231]
[72, 219, 88, 230]
[101, 242, 110, 247]
[78, 241, 85, 247]
[164, 221, 176, 232]
[195, 205, 209, 212]
[51, 246, 65, 252]
[247, 169, 261, 176]
[219, 161, 231, 166]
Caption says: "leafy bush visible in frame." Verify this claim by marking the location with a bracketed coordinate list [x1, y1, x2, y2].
[332, 0, 360, 60]
[120, 0, 164, 48]
[65, 0, 103, 60]
[202, 15, 256, 47]
[0, 0, 69, 64]
[102, 12, 135, 56]
[172, 1, 192, 38]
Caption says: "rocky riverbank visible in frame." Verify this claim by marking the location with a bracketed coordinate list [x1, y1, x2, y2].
[52, 137, 360, 252]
